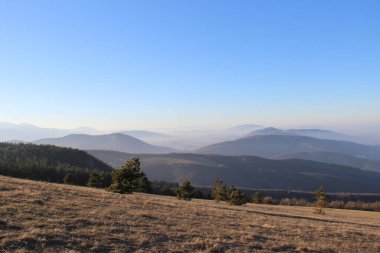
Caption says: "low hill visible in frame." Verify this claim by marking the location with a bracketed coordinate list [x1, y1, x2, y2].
[196, 134, 380, 161]
[88, 150, 380, 193]
[0, 143, 112, 185]
[274, 151, 380, 172]
[1, 176, 379, 252]
[34, 133, 175, 154]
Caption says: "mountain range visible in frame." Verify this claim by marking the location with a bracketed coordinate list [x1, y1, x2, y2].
[2, 122, 380, 174]
[0, 122, 101, 142]
[248, 127, 363, 143]
[197, 133, 380, 162]
[88, 150, 380, 193]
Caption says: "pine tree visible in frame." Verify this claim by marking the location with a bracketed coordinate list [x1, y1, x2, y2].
[86, 172, 103, 188]
[135, 172, 152, 193]
[252, 192, 263, 204]
[107, 157, 149, 194]
[176, 180, 195, 201]
[315, 186, 328, 214]
[227, 187, 248, 206]
[211, 178, 226, 203]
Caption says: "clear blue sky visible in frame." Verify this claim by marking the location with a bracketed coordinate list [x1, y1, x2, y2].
[1, 0, 379, 131]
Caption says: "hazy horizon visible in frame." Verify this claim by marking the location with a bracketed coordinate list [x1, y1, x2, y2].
[1, 1, 379, 133]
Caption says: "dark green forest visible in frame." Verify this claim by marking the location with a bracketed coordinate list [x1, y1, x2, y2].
[0, 143, 113, 186]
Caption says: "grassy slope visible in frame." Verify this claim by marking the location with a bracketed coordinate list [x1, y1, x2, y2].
[1, 176, 380, 253]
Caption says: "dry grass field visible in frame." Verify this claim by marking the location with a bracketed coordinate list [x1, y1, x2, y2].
[1, 176, 379, 253]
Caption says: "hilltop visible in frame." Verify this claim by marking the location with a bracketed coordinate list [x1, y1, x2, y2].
[1, 176, 379, 252]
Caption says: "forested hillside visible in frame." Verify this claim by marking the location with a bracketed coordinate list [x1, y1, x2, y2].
[88, 150, 380, 193]
[0, 143, 112, 186]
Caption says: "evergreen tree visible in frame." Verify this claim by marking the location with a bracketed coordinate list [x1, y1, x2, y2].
[86, 172, 103, 188]
[227, 187, 248, 206]
[63, 173, 74, 185]
[176, 180, 195, 201]
[135, 172, 152, 193]
[315, 186, 329, 214]
[252, 192, 263, 204]
[211, 178, 226, 203]
[107, 157, 149, 194]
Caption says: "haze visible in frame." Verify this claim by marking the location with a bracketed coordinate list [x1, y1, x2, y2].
[1, 1, 379, 134]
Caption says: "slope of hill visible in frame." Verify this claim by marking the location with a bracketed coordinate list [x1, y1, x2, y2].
[88, 150, 380, 193]
[196, 134, 380, 161]
[0, 143, 112, 185]
[274, 151, 380, 172]
[1, 176, 379, 252]
[34, 133, 175, 154]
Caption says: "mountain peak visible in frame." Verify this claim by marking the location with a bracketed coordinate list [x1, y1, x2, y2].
[248, 127, 289, 136]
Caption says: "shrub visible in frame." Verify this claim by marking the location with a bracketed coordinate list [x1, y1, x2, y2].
[86, 172, 103, 188]
[211, 178, 226, 203]
[252, 192, 263, 204]
[227, 187, 248, 206]
[314, 186, 328, 214]
[176, 180, 195, 201]
[63, 173, 74, 185]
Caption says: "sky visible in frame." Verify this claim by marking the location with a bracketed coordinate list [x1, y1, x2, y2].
[1, 0, 379, 131]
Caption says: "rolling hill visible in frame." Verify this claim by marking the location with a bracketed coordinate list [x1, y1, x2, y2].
[34, 133, 176, 154]
[196, 134, 380, 161]
[88, 150, 380, 193]
[2, 176, 379, 252]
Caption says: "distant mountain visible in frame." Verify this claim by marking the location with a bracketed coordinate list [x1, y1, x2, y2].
[88, 150, 380, 193]
[120, 130, 172, 139]
[196, 134, 380, 161]
[288, 129, 361, 142]
[248, 127, 290, 136]
[248, 127, 363, 143]
[274, 151, 380, 172]
[34, 133, 176, 154]
[227, 124, 263, 134]
[0, 122, 101, 142]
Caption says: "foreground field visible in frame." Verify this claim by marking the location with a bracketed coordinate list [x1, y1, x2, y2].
[1, 176, 379, 252]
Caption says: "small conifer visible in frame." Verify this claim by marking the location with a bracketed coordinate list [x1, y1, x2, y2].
[176, 180, 195, 201]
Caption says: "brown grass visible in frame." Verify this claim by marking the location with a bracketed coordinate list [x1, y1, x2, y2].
[1, 176, 379, 253]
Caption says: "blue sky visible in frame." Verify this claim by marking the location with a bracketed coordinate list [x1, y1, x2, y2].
[1, 0, 379, 131]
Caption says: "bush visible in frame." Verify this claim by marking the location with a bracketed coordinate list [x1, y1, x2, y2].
[252, 192, 263, 204]
[314, 186, 328, 214]
[63, 173, 74, 185]
[176, 180, 195, 201]
[211, 178, 226, 203]
[86, 172, 103, 188]
[227, 187, 248, 206]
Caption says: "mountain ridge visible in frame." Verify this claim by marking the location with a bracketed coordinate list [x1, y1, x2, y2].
[34, 133, 176, 154]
